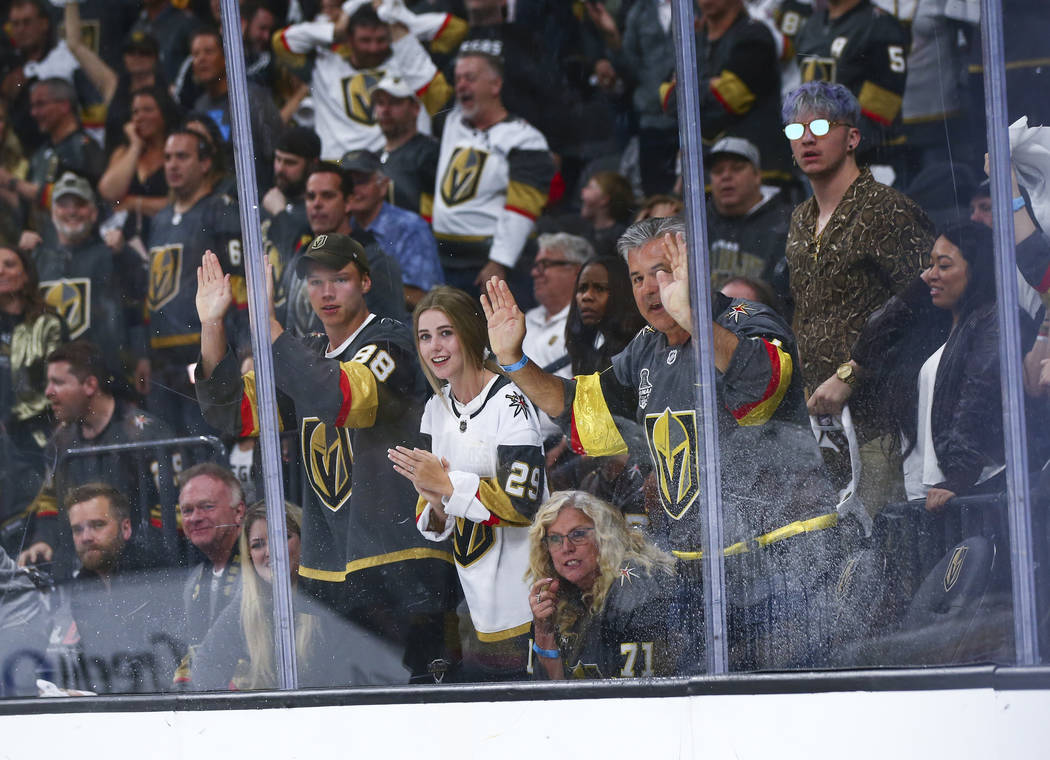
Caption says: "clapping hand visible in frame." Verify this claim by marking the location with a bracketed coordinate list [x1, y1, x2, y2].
[387, 446, 453, 504]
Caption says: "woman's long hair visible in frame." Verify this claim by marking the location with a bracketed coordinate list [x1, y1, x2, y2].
[412, 285, 500, 396]
[893, 221, 996, 456]
[939, 220, 996, 318]
[126, 85, 182, 146]
[0, 245, 50, 322]
[238, 501, 317, 690]
[564, 257, 646, 376]
[526, 491, 674, 635]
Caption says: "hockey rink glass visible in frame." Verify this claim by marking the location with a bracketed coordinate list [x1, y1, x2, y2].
[783, 119, 850, 140]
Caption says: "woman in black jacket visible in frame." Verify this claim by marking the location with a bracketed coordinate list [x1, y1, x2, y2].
[812, 221, 1007, 512]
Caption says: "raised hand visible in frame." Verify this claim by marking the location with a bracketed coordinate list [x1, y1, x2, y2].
[196, 250, 233, 324]
[480, 277, 527, 365]
[654, 232, 693, 334]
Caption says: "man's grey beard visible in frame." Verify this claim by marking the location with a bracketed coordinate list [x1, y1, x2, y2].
[55, 218, 93, 246]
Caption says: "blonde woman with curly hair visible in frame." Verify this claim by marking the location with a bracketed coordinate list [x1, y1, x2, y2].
[527, 491, 680, 680]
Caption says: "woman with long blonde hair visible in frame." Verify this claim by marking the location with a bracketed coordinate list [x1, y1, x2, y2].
[189, 501, 315, 690]
[189, 500, 412, 690]
[388, 286, 547, 680]
[527, 491, 679, 680]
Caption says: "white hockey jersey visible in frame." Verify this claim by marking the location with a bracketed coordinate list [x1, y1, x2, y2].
[432, 108, 553, 269]
[275, 20, 449, 159]
[416, 375, 547, 640]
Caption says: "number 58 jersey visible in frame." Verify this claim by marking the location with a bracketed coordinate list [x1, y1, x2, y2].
[197, 314, 457, 617]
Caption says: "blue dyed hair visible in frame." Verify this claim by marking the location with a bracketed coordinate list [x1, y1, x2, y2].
[782, 81, 861, 126]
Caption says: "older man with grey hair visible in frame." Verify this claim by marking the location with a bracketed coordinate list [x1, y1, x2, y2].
[483, 216, 835, 671]
[523, 233, 593, 378]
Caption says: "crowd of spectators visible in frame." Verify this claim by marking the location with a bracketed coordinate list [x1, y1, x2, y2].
[0, 0, 1048, 696]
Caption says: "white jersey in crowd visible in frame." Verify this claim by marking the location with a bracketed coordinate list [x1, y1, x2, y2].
[417, 375, 547, 640]
[432, 107, 553, 269]
[276, 20, 443, 159]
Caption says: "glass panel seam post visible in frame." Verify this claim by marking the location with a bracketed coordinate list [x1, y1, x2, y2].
[219, 0, 300, 689]
[979, 0, 1039, 665]
[670, 0, 729, 674]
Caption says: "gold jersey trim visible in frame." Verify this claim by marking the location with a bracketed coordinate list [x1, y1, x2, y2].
[434, 232, 490, 243]
[570, 373, 628, 457]
[150, 333, 201, 349]
[711, 69, 756, 116]
[299, 547, 455, 581]
[475, 620, 532, 643]
[858, 80, 903, 125]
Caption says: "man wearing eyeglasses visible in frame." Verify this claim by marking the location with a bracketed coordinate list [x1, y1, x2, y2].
[523, 233, 592, 380]
[782, 81, 933, 493]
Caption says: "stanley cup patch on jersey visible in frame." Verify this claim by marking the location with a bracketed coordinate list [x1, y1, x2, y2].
[644, 408, 700, 520]
[440, 147, 488, 206]
[301, 417, 354, 512]
[40, 278, 91, 339]
[148, 243, 183, 312]
[453, 516, 495, 568]
[341, 70, 384, 125]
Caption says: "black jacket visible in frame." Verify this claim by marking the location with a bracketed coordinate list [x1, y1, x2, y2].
[851, 276, 1001, 495]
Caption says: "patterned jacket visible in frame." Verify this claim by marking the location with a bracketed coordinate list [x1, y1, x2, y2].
[785, 168, 934, 389]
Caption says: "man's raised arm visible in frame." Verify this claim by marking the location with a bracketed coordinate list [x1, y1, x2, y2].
[196, 251, 233, 380]
[481, 277, 567, 417]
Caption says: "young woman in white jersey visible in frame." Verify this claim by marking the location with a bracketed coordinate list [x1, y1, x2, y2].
[388, 286, 547, 681]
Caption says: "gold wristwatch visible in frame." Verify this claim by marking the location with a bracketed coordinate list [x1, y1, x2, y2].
[836, 362, 857, 385]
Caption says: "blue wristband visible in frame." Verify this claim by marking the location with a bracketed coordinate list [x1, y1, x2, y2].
[500, 354, 529, 372]
[532, 642, 560, 659]
[1013, 196, 1026, 212]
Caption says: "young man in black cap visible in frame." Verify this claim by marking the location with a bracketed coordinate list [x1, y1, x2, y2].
[193, 235, 458, 682]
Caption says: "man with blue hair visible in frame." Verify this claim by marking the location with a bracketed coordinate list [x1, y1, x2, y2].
[783, 81, 933, 499]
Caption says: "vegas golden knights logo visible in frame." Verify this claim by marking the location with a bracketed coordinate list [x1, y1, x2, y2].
[40, 278, 91, 339]
[943, 545, 969, 592]
[441, 148, 488, 206]
[453, 517, 494, 567]
[341, 70, 383, 125]
[148, 244, 183, 312]
[301, 418, 354, 512]
[800, 56, 837, 84]
[644, 408, 700, 520]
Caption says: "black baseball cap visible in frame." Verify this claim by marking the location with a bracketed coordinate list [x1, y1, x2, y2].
[276, 126, 322, 162]
[339, 149, 382, 175]
[124, 29, 159, 57]
[296, 233, 371, 277]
